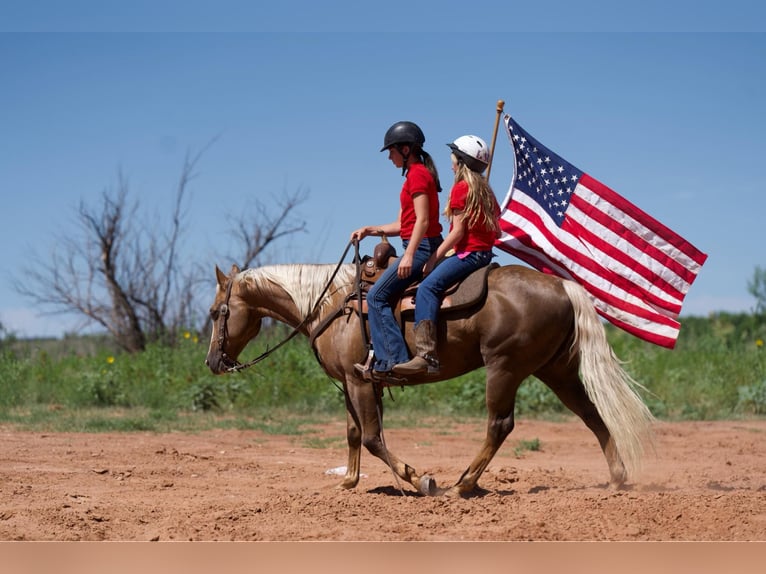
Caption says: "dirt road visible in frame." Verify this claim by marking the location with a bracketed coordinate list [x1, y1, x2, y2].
[1, 418, 764, 541]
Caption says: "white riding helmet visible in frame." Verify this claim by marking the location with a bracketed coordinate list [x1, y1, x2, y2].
[447, 135, 489, 173]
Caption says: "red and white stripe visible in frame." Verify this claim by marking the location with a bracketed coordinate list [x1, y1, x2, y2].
[497, 173, 707, 349]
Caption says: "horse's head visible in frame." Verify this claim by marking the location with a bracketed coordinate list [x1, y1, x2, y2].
[205, 264, 263, 374]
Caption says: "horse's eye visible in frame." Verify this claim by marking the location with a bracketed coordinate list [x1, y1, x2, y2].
[209, 309, 219, 321]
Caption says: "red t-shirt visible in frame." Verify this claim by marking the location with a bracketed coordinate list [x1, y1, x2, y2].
[448, 180, 500, 253]
[399, 163, 442, 240]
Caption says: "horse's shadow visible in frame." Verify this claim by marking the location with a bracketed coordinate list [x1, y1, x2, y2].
[368, 481, 627, 498]
[367, 485, 517, 498]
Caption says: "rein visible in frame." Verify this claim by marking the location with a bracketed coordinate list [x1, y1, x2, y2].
[217, 240, 359, 373]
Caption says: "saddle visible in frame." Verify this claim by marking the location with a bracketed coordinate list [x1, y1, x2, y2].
[350, 239, 497, 320]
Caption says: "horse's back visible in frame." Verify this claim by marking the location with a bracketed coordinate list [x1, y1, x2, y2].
[486, 265, 572, 314]
[474, 264, 575, 355]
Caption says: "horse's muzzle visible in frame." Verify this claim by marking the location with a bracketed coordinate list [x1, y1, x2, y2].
[205, 353, 241, 375]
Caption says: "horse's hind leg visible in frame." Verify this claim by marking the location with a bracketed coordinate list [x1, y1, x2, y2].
[537, 366, 627, 488]
[447, 363, 523, 497]
[345, 379, 436, 495]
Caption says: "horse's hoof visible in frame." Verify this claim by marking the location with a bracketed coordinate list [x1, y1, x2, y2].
[444, 484, 487, 498]
[443, 486, 464, 498]
[336, 478, 358, 490]
[418, 475, 438, 496]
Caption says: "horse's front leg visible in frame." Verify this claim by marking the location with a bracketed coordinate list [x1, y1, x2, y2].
[346, 377, 437, 496]
[337, 397, 362, 490]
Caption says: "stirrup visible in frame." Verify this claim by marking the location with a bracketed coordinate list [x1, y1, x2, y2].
[353, 349, 375, 381]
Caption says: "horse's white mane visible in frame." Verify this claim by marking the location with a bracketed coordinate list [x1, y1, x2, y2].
[239, 264, 356, 317]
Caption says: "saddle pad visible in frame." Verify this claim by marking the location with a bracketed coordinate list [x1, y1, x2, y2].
[400, 262, 498, 317]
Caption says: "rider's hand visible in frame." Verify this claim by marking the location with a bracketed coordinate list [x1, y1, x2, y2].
[398, 253, 413, 278]
[350, 227, 369, 241]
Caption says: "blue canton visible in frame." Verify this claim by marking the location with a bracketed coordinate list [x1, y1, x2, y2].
[507, 117, 583, 227]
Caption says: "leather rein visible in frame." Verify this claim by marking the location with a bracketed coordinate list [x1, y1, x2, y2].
[214, 240, 360, 373]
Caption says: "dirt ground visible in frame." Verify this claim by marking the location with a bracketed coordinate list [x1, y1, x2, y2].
[1, 418, 765, 541]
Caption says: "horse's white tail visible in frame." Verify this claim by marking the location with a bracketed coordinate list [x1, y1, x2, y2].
[561, 280, 655, 479]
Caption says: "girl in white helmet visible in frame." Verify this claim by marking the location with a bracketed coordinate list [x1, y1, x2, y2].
[393, 135, 500, 376]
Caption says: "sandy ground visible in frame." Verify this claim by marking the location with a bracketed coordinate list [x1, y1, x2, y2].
[1, 418, 765, 542]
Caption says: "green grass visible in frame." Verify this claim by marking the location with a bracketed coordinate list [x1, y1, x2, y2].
[1, 313, 765, 433]
[513, 437, 541, 457]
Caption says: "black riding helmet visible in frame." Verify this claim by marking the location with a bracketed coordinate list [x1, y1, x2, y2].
[380, 121, 425, 152]
[381, 121, 426, 175]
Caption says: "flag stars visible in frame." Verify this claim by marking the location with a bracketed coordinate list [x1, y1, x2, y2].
[508, 117, 583, 226]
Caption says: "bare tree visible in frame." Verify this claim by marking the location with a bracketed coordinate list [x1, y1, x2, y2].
[231, 186, 309, 269]
[15, 148, 309, 352]
[748, 265, 766, 316]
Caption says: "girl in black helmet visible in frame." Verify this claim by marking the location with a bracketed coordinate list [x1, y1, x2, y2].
[393, 135, 500, 376]
[350, 121, 443, 379]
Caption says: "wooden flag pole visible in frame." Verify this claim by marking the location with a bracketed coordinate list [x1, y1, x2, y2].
[485, 99, 505, 182]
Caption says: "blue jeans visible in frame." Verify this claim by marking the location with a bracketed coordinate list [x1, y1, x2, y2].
[367, 236, 442, 372]
[414, 250, 494, 325]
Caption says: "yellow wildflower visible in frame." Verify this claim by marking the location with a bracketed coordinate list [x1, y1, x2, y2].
[184, 331, 191, 339]
[106, 356, 115, 364]
[757, 339, 764, 348]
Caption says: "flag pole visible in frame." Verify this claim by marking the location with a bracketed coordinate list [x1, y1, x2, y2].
[485, 99, 505, 182]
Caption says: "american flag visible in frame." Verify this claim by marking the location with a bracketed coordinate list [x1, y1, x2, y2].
[496, 115, 708, 348]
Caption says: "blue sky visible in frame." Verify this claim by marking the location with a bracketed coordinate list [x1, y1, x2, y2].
[1, 26, 765, 337]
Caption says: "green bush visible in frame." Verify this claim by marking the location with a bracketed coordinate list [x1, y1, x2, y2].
[737, 380, 766, 414]
[1, 313, 765, 431]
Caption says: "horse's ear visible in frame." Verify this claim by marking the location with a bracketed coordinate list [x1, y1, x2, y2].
[215, 265, 228, 287]
[230, 264, 241, 276]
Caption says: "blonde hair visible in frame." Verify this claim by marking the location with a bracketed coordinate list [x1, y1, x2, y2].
[444, 163, 500, 233]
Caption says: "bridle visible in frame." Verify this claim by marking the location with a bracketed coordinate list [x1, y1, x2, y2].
[212, 240, 359, 373]
[212, 278, 249, 372]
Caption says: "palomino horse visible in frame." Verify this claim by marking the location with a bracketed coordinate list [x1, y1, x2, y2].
[205, 259, 654, 497]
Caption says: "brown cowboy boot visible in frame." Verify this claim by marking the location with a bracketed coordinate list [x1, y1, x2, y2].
[392, 320, 440, 376]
